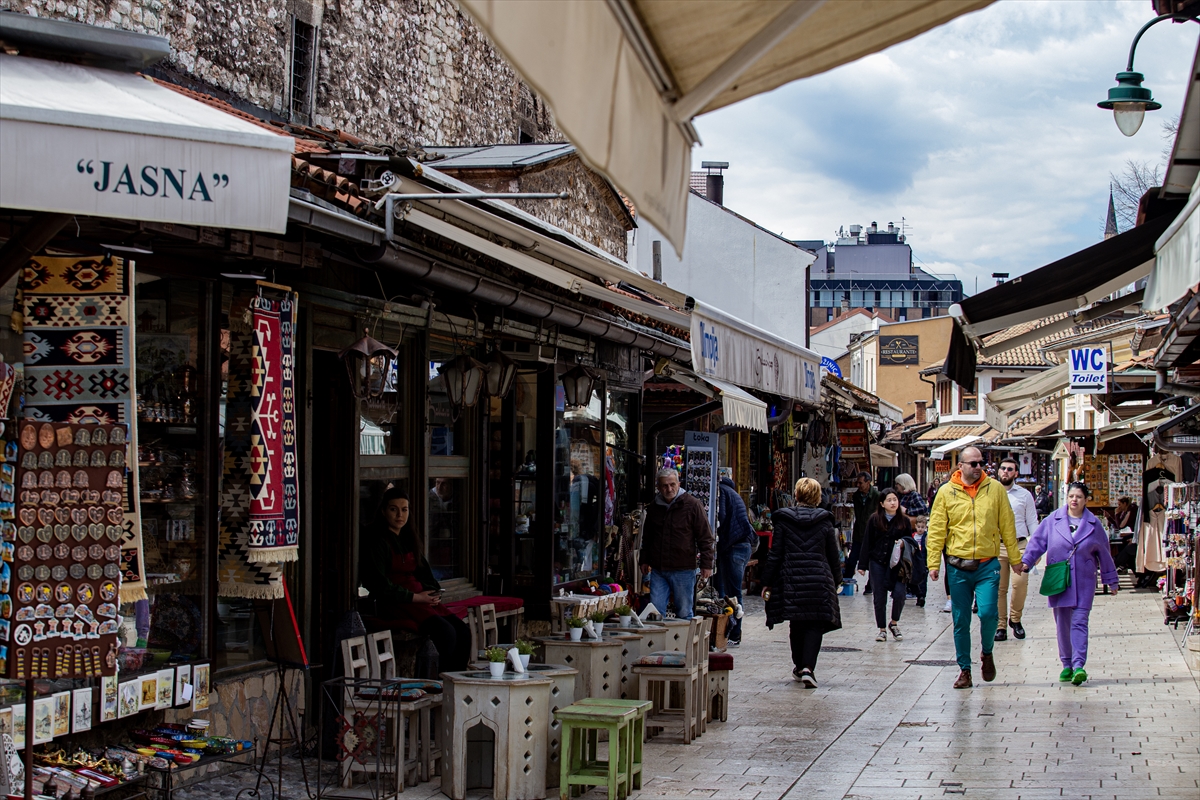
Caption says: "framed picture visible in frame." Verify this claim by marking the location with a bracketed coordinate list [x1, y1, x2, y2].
[71, 688, 92, 734]
[174, 665, 192, 706]
[11, 704, 24, 750]
[51, 692, 70, 739]
[192, 664, 211, 712]
[101, 676, 119, 722]
[118, 680, 140, 719]
[31, 697, 53, 744]
[155, 669, 174, 710]
[0, 708, 11, 740]
[139, 676, 158, 710]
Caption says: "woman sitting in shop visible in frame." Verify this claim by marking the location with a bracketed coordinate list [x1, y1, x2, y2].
[359, 487, 472, 672]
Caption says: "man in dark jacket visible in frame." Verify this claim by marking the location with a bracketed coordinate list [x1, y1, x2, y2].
[641, 467, 715, 620]
[846, 472, 880, 584]
[716, 474, 757, 645]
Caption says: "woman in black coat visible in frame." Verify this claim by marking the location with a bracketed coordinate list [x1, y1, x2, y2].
[760, 477, 843, 688]
[856, 489, 916, 643]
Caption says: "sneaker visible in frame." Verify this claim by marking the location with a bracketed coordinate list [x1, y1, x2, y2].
[1011, 622, 1025, 640]
[864, 586, 873, 595]
[980, 652, 997, 682]
[726, 639, 741, 648]
[916, 598, 926, 608]
[953, 669, 973, 689]
[875, 629, 887, 642]
[889, 622, 903, 641]
[800, 668, 817, 688]
[1059, 667, 1075, 682]
[1071, 668, 1088, 686]
[994, 628, 1008, 642]
[906, 592, 916, 599]
[793, 667, 804, 682]
[942, 599, 953, 613]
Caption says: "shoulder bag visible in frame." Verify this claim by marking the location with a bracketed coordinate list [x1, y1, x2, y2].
[1040, 535, 1081, 597]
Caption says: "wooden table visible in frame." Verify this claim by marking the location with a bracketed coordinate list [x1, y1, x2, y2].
[535, 633, 637, 703]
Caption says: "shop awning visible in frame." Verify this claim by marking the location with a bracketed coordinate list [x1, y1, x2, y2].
[708, 377, 769, 434]
[1145, 172, 1200, 313]
[0, 53, 294, 232]
[870, 444, 898, 468]
[1097, 406, 1171, 444]
[984, 363, 1068, 432]
[931, 434, 981, 460]
[690, 303, 822, 406]
[456, 0, 992, 254]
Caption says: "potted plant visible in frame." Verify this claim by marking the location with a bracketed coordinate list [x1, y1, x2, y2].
[567, 616, 586, 641]
[515, 639, 536, 669]
[588, 610, 608, 637]
[615, 604, 633, 627]
[485, 647, 508, 677]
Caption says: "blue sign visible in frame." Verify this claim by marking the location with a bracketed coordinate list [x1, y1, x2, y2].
[820, 356, 842, 379]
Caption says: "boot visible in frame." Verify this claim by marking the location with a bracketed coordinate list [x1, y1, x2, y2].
[981, 652, 997, 682]
[953, 669, 973, 689]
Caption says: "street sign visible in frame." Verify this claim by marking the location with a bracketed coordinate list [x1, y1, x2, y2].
[1068, 346, 1108, 395]
[820, 356, 842, 378]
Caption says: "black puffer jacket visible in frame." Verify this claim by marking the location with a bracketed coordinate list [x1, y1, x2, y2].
[760, 506, 843, 632]
[858, 513, 916, 571]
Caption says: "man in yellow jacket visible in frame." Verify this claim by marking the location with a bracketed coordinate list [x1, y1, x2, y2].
[927, 446, 1021, 689]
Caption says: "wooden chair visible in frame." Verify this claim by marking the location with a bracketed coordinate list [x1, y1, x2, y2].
[366, 631, 443, 786]
[467, 603, 499, 659]
[341, 635, 420, 791]
[631, 617, 705, 744]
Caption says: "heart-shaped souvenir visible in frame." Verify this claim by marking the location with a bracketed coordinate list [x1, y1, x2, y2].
[18, 527, 34, 543]
[71, 508, 86, 525]
[105, 471, 123, 489]
[89, 524, 105, 540]
[71, 525, 87, 542]
[61, 489, 80, 505]
[37, 508, 54, 526]
[53, 508, 69, 524]
[54, 525, 70, 541]
[73, 450, 88, 468]
[106, 526, 122, 542]
[107, 508, 123, 525]
[82, 490, 100, 504]
[101, 491, 121, 507]
[19, 508, 35, 527]
[38, 423, 55, 449]
[19, 424, 36, 451]
[40, 491, 60, 507]
[87, 507, 104, 523]
[36, 526, 53, 543]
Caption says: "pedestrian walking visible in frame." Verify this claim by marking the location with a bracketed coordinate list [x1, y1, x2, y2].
[1035, 484, 1053, 519]
[995, 458, 1038, 641]
[857, 489, 917, 642]
[895, 473, 929, 606]
[895, 473, 929, 517]
[760, 477, 843, 688]
[1018, 481, 1119, 685]
[715, 472, 757, 646]
[846, 472, 879, 588]
[641, 467, 715, 620]
[927, 446, 1021, 689]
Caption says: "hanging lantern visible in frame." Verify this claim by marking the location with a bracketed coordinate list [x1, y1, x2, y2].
[485, 348, 519, 399]
[439, 354, 485, 409]
[339, 331, 398, 400]
[561, 364, 598, 408]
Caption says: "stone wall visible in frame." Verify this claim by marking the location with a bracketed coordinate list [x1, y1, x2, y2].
[162, 666, 292, 746]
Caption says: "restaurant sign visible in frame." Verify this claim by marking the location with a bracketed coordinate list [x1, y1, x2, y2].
[879, 335, 919, 364]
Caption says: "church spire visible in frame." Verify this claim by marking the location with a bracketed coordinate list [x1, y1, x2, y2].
[1104, 186, 1119, 240]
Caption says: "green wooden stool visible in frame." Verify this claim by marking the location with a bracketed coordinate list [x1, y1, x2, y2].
[574, 698, 651, 790]
[555, 703, 637, 800]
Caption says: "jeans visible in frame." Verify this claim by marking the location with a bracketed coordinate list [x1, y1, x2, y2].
[717, 541, 754, 640]
[997, 540, 1028, 627]
[947, 559, 1001, 671]
[790, 620, 824, 672]
[648, 568, 699, 619]
[868, 560, 906, 629]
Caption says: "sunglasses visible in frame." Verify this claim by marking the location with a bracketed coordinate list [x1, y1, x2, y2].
[998, 465, 1017, 471]
[961, 460, 985, 468]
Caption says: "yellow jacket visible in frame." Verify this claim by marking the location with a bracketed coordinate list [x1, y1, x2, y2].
[926, 472, 1020, 570]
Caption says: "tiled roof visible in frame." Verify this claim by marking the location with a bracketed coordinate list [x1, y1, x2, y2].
[1005, 401, 1059, 439]
[914, 424, 981, 443]
[977, 314, 1069, 366]
[809, 308, 894, 335]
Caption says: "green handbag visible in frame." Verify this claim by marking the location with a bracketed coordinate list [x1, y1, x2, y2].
[1040, 540, 1080, 597]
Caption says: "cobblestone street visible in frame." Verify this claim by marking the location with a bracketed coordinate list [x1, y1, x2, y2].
[182, 572, 1199, 800]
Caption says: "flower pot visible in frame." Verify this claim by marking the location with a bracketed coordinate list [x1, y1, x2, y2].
[569, 628, 583, 641]
[520, 654, 531, 669]
[619, 616, 631, 627]
[488, 661, 506, 678]
[592, 622, 605, 637]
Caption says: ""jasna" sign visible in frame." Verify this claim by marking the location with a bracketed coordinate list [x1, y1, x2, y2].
[78, 160, 229, 202]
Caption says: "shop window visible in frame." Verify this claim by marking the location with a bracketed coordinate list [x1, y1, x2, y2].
[938, 381, 953, 416]
[554, 382, 604, 586]
[958, 387, 978, 414]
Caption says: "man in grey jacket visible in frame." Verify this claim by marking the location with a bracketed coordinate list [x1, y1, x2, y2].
[641, 468, 715, 620]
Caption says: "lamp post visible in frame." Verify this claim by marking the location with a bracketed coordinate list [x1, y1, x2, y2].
[484, 347, 519, 399]
[1097, 13, 1198, 136]
[560, 365, 598, 408]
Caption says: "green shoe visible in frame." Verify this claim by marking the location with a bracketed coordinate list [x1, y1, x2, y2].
[1071, 668, 1088, 685]
[1059, 668, 1075, 682]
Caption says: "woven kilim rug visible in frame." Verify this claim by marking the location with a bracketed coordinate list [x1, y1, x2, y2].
[19, 256, 146, 602]
[246, 292, 299, 563]
[217, 293, 283, 599]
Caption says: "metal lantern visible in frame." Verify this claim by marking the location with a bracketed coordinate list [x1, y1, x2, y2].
[339, 331, 398, 400]
[439, 354, 485, 409]
[485, 348, 519, 399]
[560, 364, 598, 407]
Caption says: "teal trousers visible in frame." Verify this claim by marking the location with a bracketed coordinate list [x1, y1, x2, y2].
[947, 559, 1001, 671]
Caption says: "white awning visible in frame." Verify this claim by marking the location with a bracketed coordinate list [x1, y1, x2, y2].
[690, 303, 821, 406]
[0, 54, 293, 232]
[1145, 171, 1200, 312]
[456, 0, 992, 253]
[708, 377, 769, 434]
[984, 363, 1068, 432]
[870, 444, 899, 468]
[1097, 406, 1171, 444]
[932, 435, 981, 460]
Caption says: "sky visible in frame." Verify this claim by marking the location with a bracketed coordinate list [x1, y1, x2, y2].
[690, 0, 1199, 296]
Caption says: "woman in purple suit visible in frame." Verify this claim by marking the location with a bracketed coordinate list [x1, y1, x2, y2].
[1020, 482, 1118, 685]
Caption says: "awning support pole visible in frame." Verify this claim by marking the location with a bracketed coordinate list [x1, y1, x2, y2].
[0, 212, 70, 286]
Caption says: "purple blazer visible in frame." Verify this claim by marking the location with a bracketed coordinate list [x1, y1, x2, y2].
[1021, 507, 1118, 610]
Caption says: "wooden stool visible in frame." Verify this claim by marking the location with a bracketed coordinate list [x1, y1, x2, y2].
[555, 703, 637, 800]
[574, 698, 651, 791]
[707, 652, 732, 723]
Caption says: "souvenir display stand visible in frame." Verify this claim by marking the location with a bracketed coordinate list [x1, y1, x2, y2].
[1162, 483, 1198, 640]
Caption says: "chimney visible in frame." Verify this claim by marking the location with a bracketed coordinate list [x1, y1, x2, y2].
[652, 240, 662, 282]
[914, 401, 927, 424]
[887, 222, 895, 234]
[869, 221, 878, 234]
[700, 161, 728, 206]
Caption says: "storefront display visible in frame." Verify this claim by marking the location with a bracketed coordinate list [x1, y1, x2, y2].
[554, 386, 603, 586]
[1162, 482, 1197, 627]
[683, 431, 718, 531]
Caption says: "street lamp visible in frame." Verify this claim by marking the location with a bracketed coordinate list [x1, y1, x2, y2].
[560, 364, 598, 407]
[439, 354, 485, 409]
[1097, 13, 1199, 136]
[484, 347, 519, 399]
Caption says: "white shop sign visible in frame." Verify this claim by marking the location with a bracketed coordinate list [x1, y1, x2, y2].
[1068, 346, 1108, 395]
[690, 306, 821, 405]
[0, 54, 293, 233]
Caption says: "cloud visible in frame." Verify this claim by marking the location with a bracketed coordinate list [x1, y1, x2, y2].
[692, 0, 1198, 293]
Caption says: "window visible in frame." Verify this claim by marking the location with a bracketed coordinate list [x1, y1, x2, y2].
[959, 387, 978, 414]
[290, 19, 316, 121]
[819, 290, 833, 307]
[990, 377, 1020, 392]
[1084, 410, 1095, 430]
[850, 290, 864, 307]
[938, 381, 953, 415]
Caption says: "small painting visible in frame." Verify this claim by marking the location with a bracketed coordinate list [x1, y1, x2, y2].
[11, 704, 24, 750]
[0, 708, 11, 740]
[192, 663, 210, 712]
[101, 676, 118, 722]
[139, 676, 158, 710]
[118, 680, 139, 719]
[31, 697, 53, 744]
[71, 688, 92, 734]
[51, 692, 70, 739]
[174, 665, 192, 706]
[155, 668, 174, 710]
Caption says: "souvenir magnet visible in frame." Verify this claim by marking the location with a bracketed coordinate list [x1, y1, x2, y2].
[0, 484, 11, 503]
[16, 565, 32, 582]
[15, 544, 31, 562]
[73, 450, 88, 467]
[0, 503, 12, 521]
[15, 607, 33, 621]
[109, 427, 125, 445]
[0, 620, 9, 642]
[16, 584, 32, 604]
[74, 469, 89, 488]
[38, 472, 52, 488]
[41, 490, 60, 507]
[54, 450, 70, 467]
[55, 470, 71, 488]
[71, 546, 87, 561]
[53, 543, 68, 560]
[37, 424, 54, 450]
[19, 425, 36, 451]
[105, 545, 120, 561]
[0, 542, 11, 564]
[106, 471, 123, 489]
[69, 564, 85, 580]
[106, 527, 121, 542]
[99, 581, 116, 601]
[38, 451, 53, 470]
[74, 428, 91, 447]
[88, 565, 104, 580]
[90, 451, 106, 468]
[54, 584, 71, 603]
[76, 585, 94, 604]
[13, 624, 31, 646]
[5, 441, 17, 462]
[50, 566, 66, 581]
[35, 584, 52, 604]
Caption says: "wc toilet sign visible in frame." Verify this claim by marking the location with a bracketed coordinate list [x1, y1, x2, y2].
[1068, 346, 1108, 395]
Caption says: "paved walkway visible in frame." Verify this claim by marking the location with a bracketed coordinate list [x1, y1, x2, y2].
[180, 572, 1198, 799]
